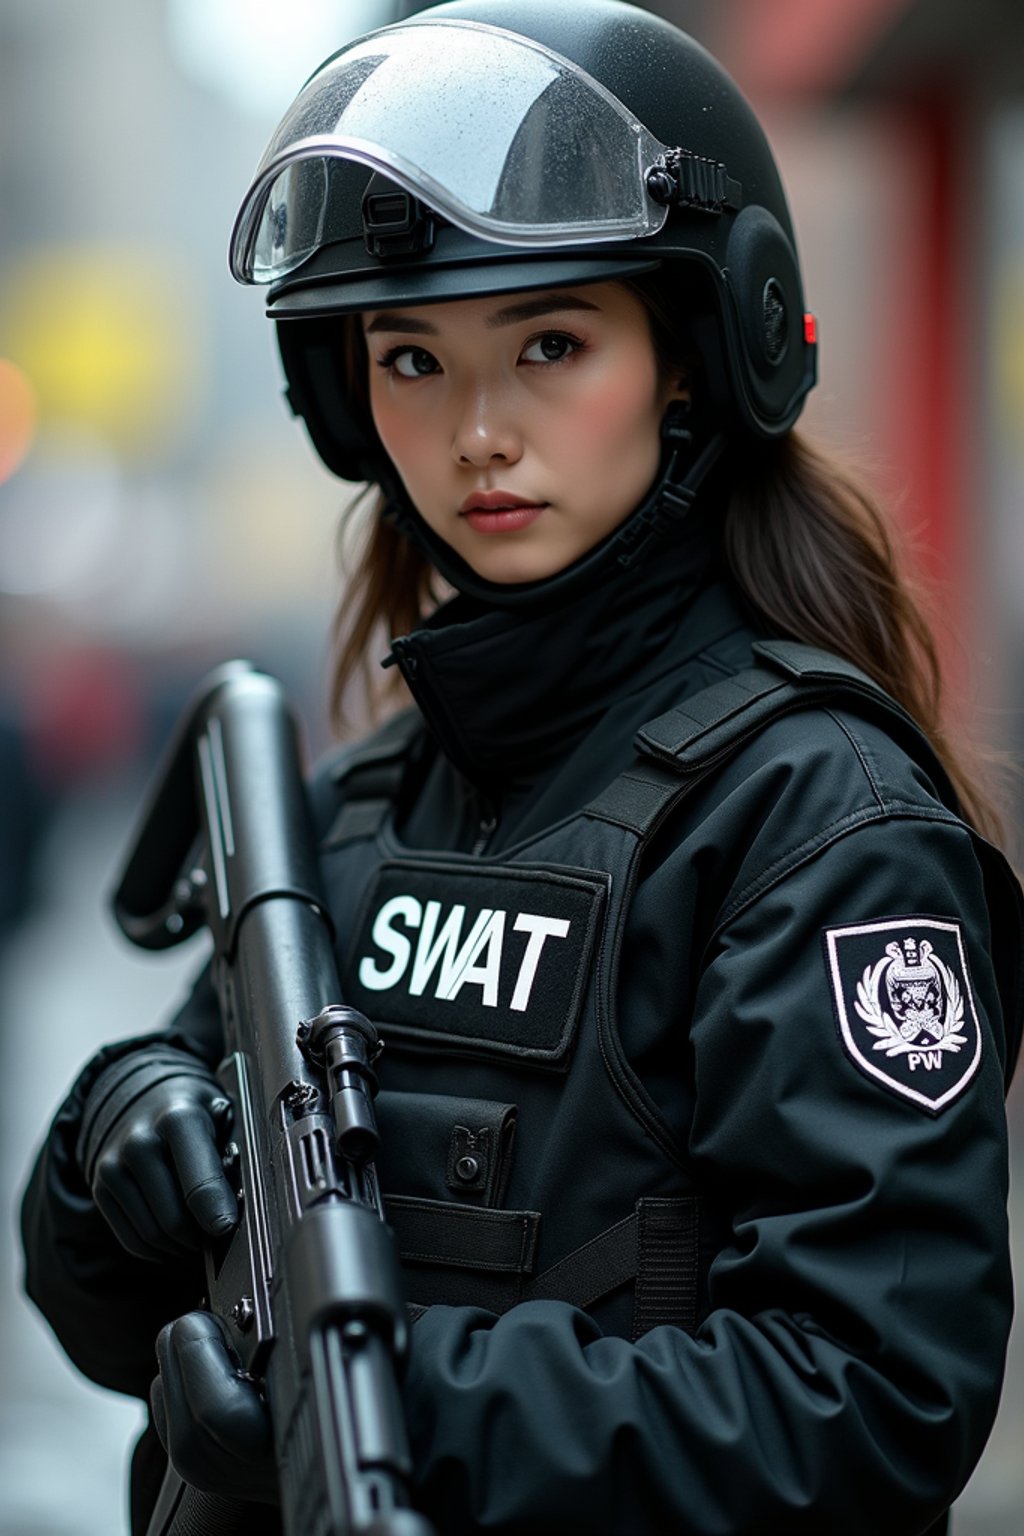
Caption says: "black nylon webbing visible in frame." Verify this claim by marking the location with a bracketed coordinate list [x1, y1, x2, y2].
[633, 1196, 700, 1340]
[583, 762, 691, 837]
[324, 797, 392, 847]
[585, 640, 959, 839]
[387, 1195, 541, 1274]
[521, 1191, 706, 1339]
[638, 666, 791, 764]
[392, 1196, 699, 1333]
[523, 1211, 638, 1309]
[323, 708, 422, 848]
[328, 707, 421, 788]
[525, 1197, 700, 1334]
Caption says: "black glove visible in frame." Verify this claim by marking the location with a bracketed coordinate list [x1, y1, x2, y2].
[76, 1045, 237, 1261]
[151, 1311, 278, 1504]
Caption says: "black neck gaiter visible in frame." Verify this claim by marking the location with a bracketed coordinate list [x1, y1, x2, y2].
[385, 497, 722, 793]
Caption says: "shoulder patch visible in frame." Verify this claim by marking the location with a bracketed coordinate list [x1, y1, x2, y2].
[823, 916, 982, 1113]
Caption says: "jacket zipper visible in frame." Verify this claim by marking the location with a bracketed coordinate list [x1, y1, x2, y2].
[390, 636, 499, 856]
[471, 805, 498, 857]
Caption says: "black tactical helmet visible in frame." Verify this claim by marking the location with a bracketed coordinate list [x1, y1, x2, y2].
[230, 0, 816, 485]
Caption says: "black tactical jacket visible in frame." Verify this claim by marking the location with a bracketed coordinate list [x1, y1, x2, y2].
[21, 519, 1023, 1536]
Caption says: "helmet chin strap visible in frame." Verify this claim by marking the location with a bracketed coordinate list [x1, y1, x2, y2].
[381, 404, 729, 613]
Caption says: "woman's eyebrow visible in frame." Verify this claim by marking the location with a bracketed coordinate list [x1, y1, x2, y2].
[364, 312, 437, 336]
[486, 293, 601, 327]
[364, 293, 601, 337]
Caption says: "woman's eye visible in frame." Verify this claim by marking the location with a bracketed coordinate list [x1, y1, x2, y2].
[385, 347, 439, 378]
[521, 332, 581, 365]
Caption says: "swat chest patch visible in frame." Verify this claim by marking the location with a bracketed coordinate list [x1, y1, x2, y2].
[824, 916, 982, 1113]
[344, 859, 608, 1066]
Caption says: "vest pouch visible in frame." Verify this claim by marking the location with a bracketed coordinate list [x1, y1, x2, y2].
[375, 1090, 541, 1312]
[375, 1090, 519, 1205]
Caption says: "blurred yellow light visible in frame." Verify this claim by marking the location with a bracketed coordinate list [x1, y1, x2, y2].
[994, 264, 1024, 453]
[0, 358, 37, 483]
[1, 246, 202, 461]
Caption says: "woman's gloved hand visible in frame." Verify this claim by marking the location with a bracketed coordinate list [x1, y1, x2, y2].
[75, 1045, 238, 1261]
[151, 1311, 278, 1504]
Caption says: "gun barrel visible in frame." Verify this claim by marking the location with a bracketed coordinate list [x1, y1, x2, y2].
[121, 663, 431, 1536]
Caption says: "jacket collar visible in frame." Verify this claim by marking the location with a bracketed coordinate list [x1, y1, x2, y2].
[385, 505, 723, 793]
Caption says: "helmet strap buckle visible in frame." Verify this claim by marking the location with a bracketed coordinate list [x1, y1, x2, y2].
[617, 418, 727, 570]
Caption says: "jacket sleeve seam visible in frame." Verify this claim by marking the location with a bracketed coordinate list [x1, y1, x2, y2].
[713, 804, 962, 935]
[823, 708, 887, 812]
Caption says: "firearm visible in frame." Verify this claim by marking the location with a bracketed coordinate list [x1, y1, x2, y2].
[113, 661, 431, 1536]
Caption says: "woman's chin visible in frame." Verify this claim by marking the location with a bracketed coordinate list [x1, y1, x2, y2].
[457, 537, 588, 587]
[466, 555, 568, 586]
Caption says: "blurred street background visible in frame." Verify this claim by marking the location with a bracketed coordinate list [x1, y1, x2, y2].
[1, 1, 1023, 1531]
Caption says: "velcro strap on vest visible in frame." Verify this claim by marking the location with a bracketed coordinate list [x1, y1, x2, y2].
[641, 632, 896, 764]
[523, 1211, 637, 1308]
[755, 638, 884, 685]
[580, 761, 688, 835]
[633, 1196, 701, 1339]
[522, 1196, 700, 1339]
[638, 639, 926, 773]
[586, 639, 958, 838]
[523, 1196, 700, 1339]
[638, 665, 789, 768]
[387, 1195, 541, 1273]
[390, 1196, 700, 1336]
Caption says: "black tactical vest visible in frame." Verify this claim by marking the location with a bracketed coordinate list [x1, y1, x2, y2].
[316, 641, 1023, 1343]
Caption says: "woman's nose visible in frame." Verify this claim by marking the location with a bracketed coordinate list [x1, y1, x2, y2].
[451, 384, 522, 467]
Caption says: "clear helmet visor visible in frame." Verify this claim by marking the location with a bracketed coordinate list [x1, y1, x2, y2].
[230, 19, 672, 284]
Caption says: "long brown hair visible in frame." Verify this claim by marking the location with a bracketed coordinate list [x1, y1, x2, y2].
[326, 279, 1005, 844]
[723, 432, 1004, 842]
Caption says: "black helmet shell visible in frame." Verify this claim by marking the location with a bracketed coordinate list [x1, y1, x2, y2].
[238, 0, 817, 478]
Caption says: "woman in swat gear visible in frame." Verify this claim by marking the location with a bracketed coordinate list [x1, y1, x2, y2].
[21, 3, 1023, 1533]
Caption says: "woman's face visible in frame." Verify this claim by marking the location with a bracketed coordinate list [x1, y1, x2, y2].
[363, 282, 686, 584]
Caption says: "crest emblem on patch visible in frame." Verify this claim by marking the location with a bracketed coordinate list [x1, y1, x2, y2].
[824, 917, 982, 1112]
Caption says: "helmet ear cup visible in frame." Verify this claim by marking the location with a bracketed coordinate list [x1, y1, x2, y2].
[724, 205, 810, 434]
[275, 318, 384, 483]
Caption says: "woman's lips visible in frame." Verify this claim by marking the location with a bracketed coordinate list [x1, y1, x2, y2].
[459, 492, 548, 533]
